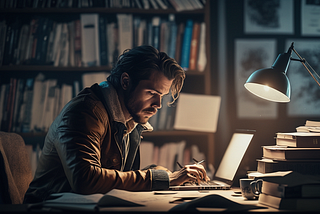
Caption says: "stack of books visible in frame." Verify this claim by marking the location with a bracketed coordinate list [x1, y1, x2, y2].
[255, 171, 320, 210]
[256, 122, 320, 176]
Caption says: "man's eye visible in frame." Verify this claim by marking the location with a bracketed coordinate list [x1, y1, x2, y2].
[149, 91, 156, 96]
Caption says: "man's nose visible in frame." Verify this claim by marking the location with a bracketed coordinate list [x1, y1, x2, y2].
[152, 95, 162, 109]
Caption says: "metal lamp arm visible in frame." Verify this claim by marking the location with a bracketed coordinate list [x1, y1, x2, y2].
[290, 47, 320, 88]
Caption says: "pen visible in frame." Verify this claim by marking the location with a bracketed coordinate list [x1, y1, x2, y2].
[192, 158, 205, 165]
[176, 161, 183, 169]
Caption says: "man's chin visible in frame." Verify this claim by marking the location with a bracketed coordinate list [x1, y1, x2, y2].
[132, 116, 150, 124]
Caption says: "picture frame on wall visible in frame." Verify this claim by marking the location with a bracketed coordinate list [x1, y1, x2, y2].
[301, 0, 320, 36]
[234, 39, 278, 119]
[286, 39, 320, 116]
[244, 0, 294, 34]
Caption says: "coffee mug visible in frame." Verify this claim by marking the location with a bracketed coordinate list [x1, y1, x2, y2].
[239, 178, 262, 200]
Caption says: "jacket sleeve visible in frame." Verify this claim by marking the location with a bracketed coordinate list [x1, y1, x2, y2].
[54, 97, 169, 194]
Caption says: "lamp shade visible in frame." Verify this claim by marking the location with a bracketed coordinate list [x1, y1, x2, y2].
[244, 51, 292, 103]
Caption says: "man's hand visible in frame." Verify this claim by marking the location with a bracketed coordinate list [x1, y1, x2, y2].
[168, 164, 210, 186]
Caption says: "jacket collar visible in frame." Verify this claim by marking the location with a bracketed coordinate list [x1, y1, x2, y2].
[99, 81, 153, 132]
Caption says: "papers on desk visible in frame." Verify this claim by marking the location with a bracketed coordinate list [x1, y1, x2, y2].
[43, 191, 143, 211]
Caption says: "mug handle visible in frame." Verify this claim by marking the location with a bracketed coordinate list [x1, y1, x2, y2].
[250, 179, 263, 196]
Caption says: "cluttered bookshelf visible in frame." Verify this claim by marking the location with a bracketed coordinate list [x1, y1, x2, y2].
[0, 0, 215, 172]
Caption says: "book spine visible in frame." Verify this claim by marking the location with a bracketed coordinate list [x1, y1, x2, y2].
[188, 21, 200, 70]
[99, 15, 108, 66]
[180, 19, 193, 70]
[257, 159, 320, 176]
[276, 136, 320, 148]
[263, 146, 320, 160]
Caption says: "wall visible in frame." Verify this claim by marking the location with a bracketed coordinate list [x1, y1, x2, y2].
[212, 0, 320, 186]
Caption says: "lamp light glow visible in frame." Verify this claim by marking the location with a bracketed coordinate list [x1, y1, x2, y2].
[244, 42, 320, 103]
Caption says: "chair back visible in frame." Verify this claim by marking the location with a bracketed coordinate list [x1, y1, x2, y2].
[0, 132, 33, 204]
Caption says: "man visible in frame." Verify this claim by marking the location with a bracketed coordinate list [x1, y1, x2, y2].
[24, 45, 209, 203]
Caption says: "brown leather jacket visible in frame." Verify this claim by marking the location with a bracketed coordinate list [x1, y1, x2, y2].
[24, 82, 169, 203]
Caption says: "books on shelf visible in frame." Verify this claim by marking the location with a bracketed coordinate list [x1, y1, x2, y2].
[0, 73, 86, 133]
[262, 145, 320, 160]
[276, 132, 320, 148]
[0, 14, 207, 72]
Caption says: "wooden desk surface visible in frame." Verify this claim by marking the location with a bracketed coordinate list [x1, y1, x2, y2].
[0, 189, 282, 213]
[93, 188, 275, 212]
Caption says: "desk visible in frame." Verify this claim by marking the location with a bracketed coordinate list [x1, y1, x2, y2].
[38, 188, 276, 213]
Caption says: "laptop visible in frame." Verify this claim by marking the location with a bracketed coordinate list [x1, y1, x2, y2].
[169, 129, 255, 190]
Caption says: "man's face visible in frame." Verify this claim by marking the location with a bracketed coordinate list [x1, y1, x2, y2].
[124, 71, 173, 124]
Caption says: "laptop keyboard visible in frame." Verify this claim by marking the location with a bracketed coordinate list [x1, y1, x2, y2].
[184, 180, 219, 186]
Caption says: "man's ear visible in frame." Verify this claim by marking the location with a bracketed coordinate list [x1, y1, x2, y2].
[121, 72, 130, 90]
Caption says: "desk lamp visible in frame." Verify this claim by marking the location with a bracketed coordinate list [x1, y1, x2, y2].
[244, 42, 320, 102]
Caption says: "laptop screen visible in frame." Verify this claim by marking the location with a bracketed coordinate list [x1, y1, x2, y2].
[214, 131, 255, 182]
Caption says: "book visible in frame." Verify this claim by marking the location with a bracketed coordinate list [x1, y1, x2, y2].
[151, 16, 160, 50]
[12, 78, 26, 132]
[117, 14, 133, 54]
[188, 21, 200, 70]
[261, 180, 320, 198]
[20, 78, 34, 133]
[167, 14, 177, 59]
[254, 171, 320, 198]
[174, 22, 185, 64]
[80, 13, 100, 67]
[57, 23, 69, 66]
[256, 158, 320, 176]
[180, 19, 193, 70]
[15, 24, 29, 65]
[276, 132, 320, 148]
[258, 193, 320, 210]
[306, 120, 320, 127]
[0, 20, 7, 66]
[106, 21, 116, 66]
[262, 145, 320, 160]
[68, 21, 75, 67]
[296, 120, 320, 133]
[159, 18, 170, 53]
[35, 17, 54, 64]
[197, 22, 206, 72]
[98, 15, 108, 66]
[73, 19, 82, 67]
[29, 73, 45, 131]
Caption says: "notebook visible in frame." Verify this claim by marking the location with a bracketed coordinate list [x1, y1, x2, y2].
[169, 129, 255, 190]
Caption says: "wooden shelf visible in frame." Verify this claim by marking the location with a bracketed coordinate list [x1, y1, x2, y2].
[0, 8, 204, 14]
[0, 65, 207, 75]
[0, 65, 112, 72]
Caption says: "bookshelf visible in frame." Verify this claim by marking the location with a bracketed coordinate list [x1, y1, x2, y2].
[0, 0, 214, 167]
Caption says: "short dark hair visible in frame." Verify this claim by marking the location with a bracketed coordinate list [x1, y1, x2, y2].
[107, 45, 185, 104]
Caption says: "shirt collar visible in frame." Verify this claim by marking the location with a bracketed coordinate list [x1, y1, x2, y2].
[99, 81, 153, 132]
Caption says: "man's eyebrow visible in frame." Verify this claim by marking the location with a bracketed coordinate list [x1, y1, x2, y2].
[149, 88, 169, 96]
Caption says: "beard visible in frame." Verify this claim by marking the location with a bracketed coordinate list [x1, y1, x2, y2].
[124, 90, 157, 124]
